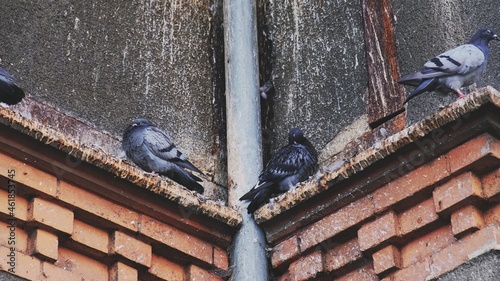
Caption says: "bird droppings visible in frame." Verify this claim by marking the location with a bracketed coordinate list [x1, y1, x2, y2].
[254, 87, 500, 223]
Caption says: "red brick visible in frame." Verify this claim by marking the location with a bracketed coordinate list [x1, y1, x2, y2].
[29, 197, 74, 234]
[390, 257, 431, 281]
[0, 221, 28, 253]
[433, 172, 483, 214]
[398, 198, 439, 236]
[109, 262, 138, 281]
[0, 188, 29, 221]
[324, 238, 362, 272]
[298, 197, 375, 252]
[401, 226, 455, 268]
[110, 231, 152, 267]
[288, 249, 323, 281]
[148, 254, 185, 281]
[0, 245, 41, 280]
[71, 219, 109, 255]
[42, 262, 85, 281]
[140, 215, 213, 266]
[482, 168, 500, 200]
[55, 247, 108, 281]
[372, 245, 401, 274]
[29, 228, 58, 262]
[336, 263, 378, 281]
[450, 205, 484, 237]
[57, 181, 140, 232]
[429, 226, 500, 279]
[484, 203, 500, 226]
[372, 155, 449, 213]
[213, 246, 229, 270]
[358, 211, 398, 251]
[188, 264, 223, 281]
[447, 133, 500, 174]
[0, 152, 58, 197]
[271, 235, 300, 269]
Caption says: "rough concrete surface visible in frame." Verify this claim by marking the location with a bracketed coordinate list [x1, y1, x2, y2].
[394, 0, 500, 125]
[263, 0, 367, 152]
[0, 272, 27, 281]
[434, 251, 500, 281]
[0, 0, 223, 181]
[1, 0, 500, 196]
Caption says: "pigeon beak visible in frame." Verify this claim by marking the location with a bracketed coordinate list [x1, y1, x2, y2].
[494, 34, 500, 41]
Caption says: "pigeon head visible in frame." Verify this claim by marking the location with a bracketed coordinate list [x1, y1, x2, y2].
[132, 118, 153, 127]
[469, 28, 499, 45]
[126, 118, 153, 132]
[288, 128, 306, 145]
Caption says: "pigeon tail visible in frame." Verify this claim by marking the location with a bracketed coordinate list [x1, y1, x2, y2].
[246, 188, 274, 214]
[171, 159, 204, 175]
[404, 78, 437, 104]
[240, 181, 274, 201]
[165, 169, 204, 193]
[0, 80, 25, 105]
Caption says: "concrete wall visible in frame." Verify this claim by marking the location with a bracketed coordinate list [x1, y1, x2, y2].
[261, 0, 367, 152]
[1, 0, 500, 180]
[394, 0, 500, 124]
[0, 0, 226, 186]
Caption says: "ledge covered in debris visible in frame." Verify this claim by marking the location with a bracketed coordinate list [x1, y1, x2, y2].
[254, 86, 500, 225]
[0, 98, 242, 228]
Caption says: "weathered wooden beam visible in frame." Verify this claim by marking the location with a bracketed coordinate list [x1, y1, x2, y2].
[362, 0, 405, 127]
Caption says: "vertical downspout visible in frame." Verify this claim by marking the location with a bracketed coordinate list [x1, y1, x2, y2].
[224, 0, 268, 280]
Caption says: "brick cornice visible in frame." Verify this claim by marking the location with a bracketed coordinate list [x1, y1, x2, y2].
[0, 98, 241, 244]
[254, 87, 500, 243]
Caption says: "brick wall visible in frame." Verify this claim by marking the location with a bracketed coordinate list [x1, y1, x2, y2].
[0, 102, 240, 280]
[257, 89, 500, 280]
[0, 89, 499, 281]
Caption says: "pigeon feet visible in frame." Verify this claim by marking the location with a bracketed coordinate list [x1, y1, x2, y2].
[455, 90, 466, 100]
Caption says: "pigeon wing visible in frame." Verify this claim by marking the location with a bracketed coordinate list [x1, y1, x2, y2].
[142, 127, 203, 174]
[259, 145, 307, 183]
[400, 44, 485, 85]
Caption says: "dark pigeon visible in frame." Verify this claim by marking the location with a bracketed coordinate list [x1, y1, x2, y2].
[0, 66, 25, 105]
[399, 28, 500, 104]
[122, 118, 204, 193]
[240, 128, 318, 214]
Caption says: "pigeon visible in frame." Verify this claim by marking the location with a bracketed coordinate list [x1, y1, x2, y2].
[0, 66, 25, 105]
[240, 128, 318, 214]
[259, 80, 273, 99]
[122, 118, 204, 193]
[399, 28, 500, 104]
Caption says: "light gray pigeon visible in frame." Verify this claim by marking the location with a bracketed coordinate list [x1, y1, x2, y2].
[122, 118, 204, 193]
[399, 28, 500, 104]
[240, 128, 318, 213]
[0, 66, 25, 105]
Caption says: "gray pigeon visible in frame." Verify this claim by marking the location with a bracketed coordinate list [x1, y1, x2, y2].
[240, 128, 318, 213]
[399, 28, 499, 104]
[122, 118, 204, 193]
[0, 66, 25, 105]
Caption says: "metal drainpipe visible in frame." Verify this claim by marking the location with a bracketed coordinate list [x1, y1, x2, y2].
[224, 0, 268, 280]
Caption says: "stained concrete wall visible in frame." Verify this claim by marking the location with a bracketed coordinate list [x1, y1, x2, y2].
[261, 0, 367, 152]
[1, 0, 500, 186]
[0, 0, 227, 193]
[394, 0, 500, 124]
